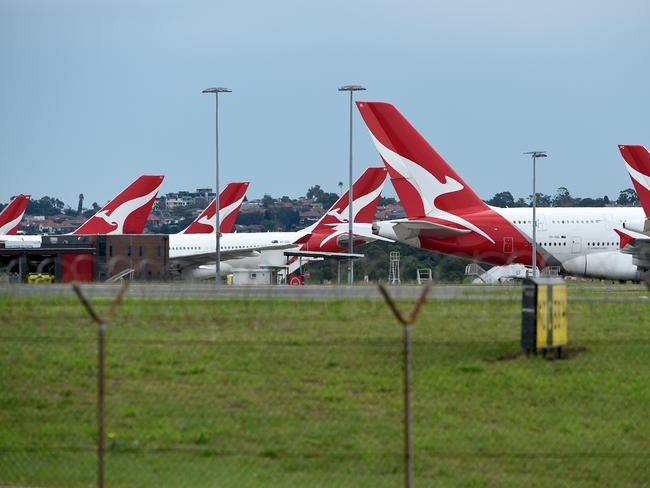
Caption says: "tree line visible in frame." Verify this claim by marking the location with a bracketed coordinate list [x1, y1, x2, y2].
[2, 185, 640, 227]
[484, 187, 639, 208]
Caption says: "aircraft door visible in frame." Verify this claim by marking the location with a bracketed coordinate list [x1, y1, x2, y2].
[571, 236, 582, 254]
[503, 237, 514, 254]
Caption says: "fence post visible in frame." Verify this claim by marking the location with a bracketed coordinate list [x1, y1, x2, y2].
[73, 282, 128, 488]
[97, 320, 106, 488]
[403, 320, 413, 487]
[378, 284, 430, 488]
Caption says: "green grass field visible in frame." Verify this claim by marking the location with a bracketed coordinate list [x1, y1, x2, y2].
[1, 293, 649, 487]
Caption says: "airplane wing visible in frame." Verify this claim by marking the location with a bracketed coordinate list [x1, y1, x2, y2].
[171, 243, 298, 267]
[390, 219, 470, 243]
[284, 250, 365, 260]
[615, 228, 650, 269]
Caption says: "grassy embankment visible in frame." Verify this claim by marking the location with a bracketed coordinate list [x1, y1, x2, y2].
[1, 294, 648, 487]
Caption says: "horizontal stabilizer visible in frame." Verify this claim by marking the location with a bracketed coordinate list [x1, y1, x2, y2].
[391, 219, 470, 243]
[615, 228, 650, 270]
[344, 223, 394, 243]
[615, 228, 650, 250]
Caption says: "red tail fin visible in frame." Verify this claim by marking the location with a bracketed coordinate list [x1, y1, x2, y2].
[0, 194, 30, 235]
[72, 175, 164, 235]
[181, 182, 249, 234]
[310, 167, 387, 232]
[357, 102, 499, 243]
[619, 145, 650, 215]
[356, 102, 488, 219]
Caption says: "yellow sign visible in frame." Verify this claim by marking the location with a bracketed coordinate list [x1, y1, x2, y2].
[535, 283, 567, 349]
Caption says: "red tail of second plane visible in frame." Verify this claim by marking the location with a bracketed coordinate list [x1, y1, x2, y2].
[72, 175, 164, 235]
[180, 182, 250, 234]
[298, 166, 388, 252]
[0, 194, 31, 235]
[310, 167, 387, 231]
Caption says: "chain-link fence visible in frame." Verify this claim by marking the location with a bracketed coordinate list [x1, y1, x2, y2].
[1, 283, 649, 487]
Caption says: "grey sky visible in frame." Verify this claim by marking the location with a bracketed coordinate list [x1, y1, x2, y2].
[1, 0, 648, 207]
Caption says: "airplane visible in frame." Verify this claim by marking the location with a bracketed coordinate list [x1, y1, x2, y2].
[614, 145, 650, 274]
[179, 182, 249, 234]
[0, 195, 30, 235]
[356, 101, 648, 281]
[0, 175, 164, 243]
[169, 167, 389, 280]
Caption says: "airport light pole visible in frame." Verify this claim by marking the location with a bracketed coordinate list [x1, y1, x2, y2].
[202, 87, 231, 287]
[338, 84, 366, 287]
[524, 151, 547, 278]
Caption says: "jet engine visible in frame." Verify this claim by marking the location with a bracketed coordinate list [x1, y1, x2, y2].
[180, 262, 233, 280]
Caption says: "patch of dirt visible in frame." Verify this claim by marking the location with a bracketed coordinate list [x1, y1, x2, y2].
[484, 346, 587, 362]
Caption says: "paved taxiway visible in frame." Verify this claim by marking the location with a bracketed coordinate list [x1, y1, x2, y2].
[1, 283, 648, 302]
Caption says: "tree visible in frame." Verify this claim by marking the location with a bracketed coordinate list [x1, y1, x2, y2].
[83, 202, 101, 218]
[576, 197, 605, 207]
[530, 193, 551, 207]
[264, 208, 300, 230]
[485, 191, 515, 208]
[552, 187, 576, 207]
[262, 194, 275, 208]
[319, 192, 339, 209]
[617, 188, 639, 206]
[513, 198, 528, 207]
[379, 196, 397, 205]
[236, 212, 264, 226]
[306, 185, 324, 201]
[26, 196, 66, 216]
[305, 184, 338, 208]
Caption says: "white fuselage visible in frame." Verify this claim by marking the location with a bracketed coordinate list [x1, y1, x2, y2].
[169, 223, 379, 279]
[169, 231, 305, 279]
[169, 232, 302, 260]
[495, 207, 646, 280]
[376, 207, 647, 281]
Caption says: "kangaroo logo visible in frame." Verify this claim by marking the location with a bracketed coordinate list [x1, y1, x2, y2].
[77, 185, 160, 234]
[191, 194, 246, 233]
[328, 182, 384, 227]
[370, 133, 495, 243]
